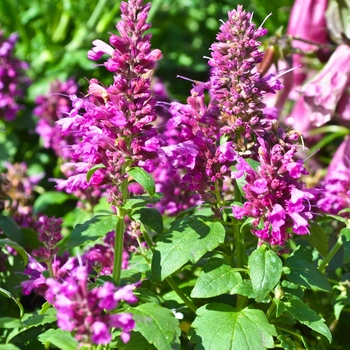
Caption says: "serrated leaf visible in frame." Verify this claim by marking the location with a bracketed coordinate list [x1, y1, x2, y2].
[33, 191, 72, 214]
[284, 246, 331, 293]
[66, 215, 118, 248]
[191, 303, 277, 350]
[304, 221, 328, 258]
[86, 163, 106, 183]
[0, 287, 24, 317]
[152, 216, 225, 281]
[0, 239, 28, 265]
[129, 303, 180, 350]
[249, 247, 283, 302]
[128, 167, 155, 198]
[38, 329, 79, 350]
[341, 228, 350, 263]
[277, 335, 297, 350]
[231, 279, 256, 298]
[0, 215, 24, 245]
[131, 208, 163, 234]
[283, 298, 332, 343]
[21, 308, 57, 327]
[191, 258, 242, 298]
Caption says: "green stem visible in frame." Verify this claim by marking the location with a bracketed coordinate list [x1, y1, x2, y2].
[47, 259, 54, 279]
[233, 179, 244, 268]
[318, 236, 343, 274]
[166, 276, 197, 313]
[113, 207, 125, 285]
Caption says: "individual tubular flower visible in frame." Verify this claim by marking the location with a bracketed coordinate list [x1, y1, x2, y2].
[34, 79, 79, 159]
[287, 0, 329, 86]
[317, 136, 350, 215]
[301, 45, 350, 127]
[208, 5, 283, 136]
[45, 264, 137, 345]
[232, 137, 315, 246]
[57, 0, 163, 204]
[0, 31, 30, 121]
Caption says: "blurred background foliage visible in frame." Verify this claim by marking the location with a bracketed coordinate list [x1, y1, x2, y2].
[0, 0, 294, 178]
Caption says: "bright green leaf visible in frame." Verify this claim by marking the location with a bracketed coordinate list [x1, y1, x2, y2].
[66, 215, 119, 248]
[86, 163, 106, 183]
[0, 215, 24, 245]
[21, 308, 57, 327]
[0, 317, 22, 328]
[0, 345, 21, 350]
[283, 297, 332, 343]
[152, 216, 225, 281]
[231, 279, 256, 298]
[304, 222, 329, 258]
[128, 167, 155, 197]
[38, 329, 79, 350]
[191, 258, 242, 298]
[341, 228, 350, 264]
[284, 246, 332, 293]
[0, 287, 24, 317]
[249, 247, 283, 302]
[191, 303, 277, 350]
[129, 303, 181, 350]
[131, 208, 163, 234]
[0, 239, 28, 265]
[33, 191, 72, 214]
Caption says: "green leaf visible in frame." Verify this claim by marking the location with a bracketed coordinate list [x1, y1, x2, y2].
[0, 287, 24, 317]
[284, 246, 332, 293]
[191, 258, 242, 298]
[231, 280, 256, 298]
[249, 247, 283, 302]
[0, 317, 22, 328]
[21, 308, 57, 327]
[0, 345, 21, 350]
[304, 221, 328, 258]
[0, 215, 24, 245]
[333, 292, 348, 320]
[66, 215, 119, 248]
[341, 228, 350, 263]
[191, 303, 277, 350]
[277, 335, 297, 350]
[231, 159, 260, 197]
[38, 329, 79, 350]
[21, 227, 44, 250]
[128, 167, 155, 198]
[86, 163, 106, 183]
[152, 216, 225, 281]
[283, 297, 332, 343]
[0, 239, 28, 265]
[33, 191, 72, 214]
[115, 331, 154, 350]
[129, 303, 180, 350]
[131, 208, 163, 234]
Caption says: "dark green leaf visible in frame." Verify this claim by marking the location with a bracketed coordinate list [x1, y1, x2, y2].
[21, 308, 57, 327]
[0, 215, 24, 245]
[191, 258, 242, 298]
[249, 247, 283, 302]
[0, 239, 28, 265]
[284, 246, 332, 293]
[115, 331, 154, 350]
[0, 287, 24, 317]
[333, 292, 348, 320]
[304, 221, 328, 258]
[38, 329, 79, 350]
[283, 297, 332, 343]
[128, 167, 155, 197]
[274, 298, 285, 318]
[341, 228, 350, 263]
[281, 281, 304, 300]
[33, 191, 72, 214]
[152, 216, 225, 281]
[66, 215, 118, 248]
[131, 208, 163, 234]
[129, 303, 180, 350]
[277, 335, 297, 350]
[191, 303, 276, 350]
[21, 227, 44, 250]
[86, 163, 106, 183]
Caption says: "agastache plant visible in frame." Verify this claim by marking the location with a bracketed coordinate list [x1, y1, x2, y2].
[57, 0, 162, 283]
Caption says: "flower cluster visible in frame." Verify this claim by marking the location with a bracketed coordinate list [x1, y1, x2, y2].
[34, 79, 79, 159]
[45, 265, 137, 345]
[57, 0, 163, 204]
[232, 137, 315, 245]
[0, 31, 29, 121]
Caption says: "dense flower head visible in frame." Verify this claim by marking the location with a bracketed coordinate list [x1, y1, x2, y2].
[0, 31, 30, 121]
[57, 0, 163, 204]
[45, 264, 137, 345]
[208, 5, 283, 135]
[232, 137, 315, 245]
[34, 79, 79, 159]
